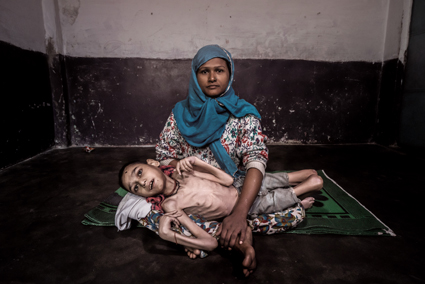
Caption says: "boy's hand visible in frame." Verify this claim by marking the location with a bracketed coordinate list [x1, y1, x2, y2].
[159, 214, 180, 235]
[176, 156, 198, 175]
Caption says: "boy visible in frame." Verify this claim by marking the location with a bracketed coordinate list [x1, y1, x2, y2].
[119, 156, 322, 276]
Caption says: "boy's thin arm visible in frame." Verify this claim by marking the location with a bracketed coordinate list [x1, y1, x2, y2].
[161, 199, 218, 251]
[168, 159, 179, 167]
[188, 157, 234, 186]
[158, 210, 218, 251]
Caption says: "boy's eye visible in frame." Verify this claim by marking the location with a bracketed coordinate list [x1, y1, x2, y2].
[134, 185, 138, 192]
[137, 169, 142, 176]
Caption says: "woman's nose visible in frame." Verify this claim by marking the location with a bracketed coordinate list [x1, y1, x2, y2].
[208, 73, 216, 82]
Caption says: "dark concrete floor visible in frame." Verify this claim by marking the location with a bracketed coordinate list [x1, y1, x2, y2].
[0, 144, 424, 284]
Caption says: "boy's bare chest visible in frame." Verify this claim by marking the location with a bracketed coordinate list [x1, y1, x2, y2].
[177, 176, 223, 200]
[170, 175, 238, 220]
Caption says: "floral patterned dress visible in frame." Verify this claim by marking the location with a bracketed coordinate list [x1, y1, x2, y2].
[156, 112, 269, 189]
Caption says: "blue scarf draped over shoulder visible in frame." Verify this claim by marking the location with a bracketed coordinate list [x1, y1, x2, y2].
[173, 45, 261, 177]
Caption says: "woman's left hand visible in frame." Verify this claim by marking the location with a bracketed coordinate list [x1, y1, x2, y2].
[216, 211, 247, 249]
[217, 168, 263, 248]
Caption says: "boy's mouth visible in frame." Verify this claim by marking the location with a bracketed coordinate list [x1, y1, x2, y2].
[149, 179, 154, 190]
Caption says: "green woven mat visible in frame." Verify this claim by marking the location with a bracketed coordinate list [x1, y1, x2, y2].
[82, 187, 128, 227]
[286, 170, 395, 236]
[82, 170, 395, 236]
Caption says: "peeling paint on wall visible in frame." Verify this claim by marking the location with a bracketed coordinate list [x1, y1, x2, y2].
[60, 0, 80, 26]
[61, 56, 381, 146]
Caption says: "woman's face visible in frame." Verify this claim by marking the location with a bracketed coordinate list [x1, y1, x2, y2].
[196, 58, 230, 97]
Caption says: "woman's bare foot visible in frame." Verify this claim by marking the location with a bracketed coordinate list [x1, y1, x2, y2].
[184, 246, 201, 259]
[234, 227, 256, 277]
[301, 197, 315, 209]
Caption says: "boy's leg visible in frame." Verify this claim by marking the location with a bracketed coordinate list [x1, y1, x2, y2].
[249, 187, 300, 216]
[261, 172, 290, 190]
[249, 173, 323, 215]
[292, 174, 323, 196]
[287, 169, 318, 185]
[262, 169, 318, 189]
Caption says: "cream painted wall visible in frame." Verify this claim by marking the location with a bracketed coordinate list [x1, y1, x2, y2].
[58, 0, 390, 61]
[0, 0, 412, 62]
[398, 0, 413, 62]
[383, 0, 412, 62]
[0, 0, 46, 52]
[42, 0, 64, 54]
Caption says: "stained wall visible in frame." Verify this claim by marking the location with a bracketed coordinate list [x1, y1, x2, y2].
[0, 0, 413, 167]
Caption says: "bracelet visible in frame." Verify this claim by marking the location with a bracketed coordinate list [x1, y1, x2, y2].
[174, 231, 178, 245]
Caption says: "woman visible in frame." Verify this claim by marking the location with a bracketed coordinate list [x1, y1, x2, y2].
[156, 44, 303, 248]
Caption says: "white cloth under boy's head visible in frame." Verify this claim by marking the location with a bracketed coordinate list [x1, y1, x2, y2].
[115, 192, 152, 231]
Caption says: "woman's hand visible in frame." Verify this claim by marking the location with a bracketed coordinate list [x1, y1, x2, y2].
[176, 156, 198, 175]
[217, 212, 247, 249]
[217, 168, 263, 249]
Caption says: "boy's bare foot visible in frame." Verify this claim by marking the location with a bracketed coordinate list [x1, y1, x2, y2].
[301, 197, 315, 209]
[184, 247, 201, 259]
[234, 227, 256, 277]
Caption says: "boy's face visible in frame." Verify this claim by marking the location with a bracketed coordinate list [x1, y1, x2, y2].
[196, 57, 230, 97]
[121, 162, 169, 197]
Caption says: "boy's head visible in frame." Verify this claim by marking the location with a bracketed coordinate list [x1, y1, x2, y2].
[119, 159, 174, 197]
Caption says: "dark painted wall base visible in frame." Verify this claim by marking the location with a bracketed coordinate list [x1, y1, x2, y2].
[375, 59, 405, 146]
[399, 0, 425, 149]
[0, 39, 407, 169]
[0, 41, 55, 168]
[60, 57, 383, 146]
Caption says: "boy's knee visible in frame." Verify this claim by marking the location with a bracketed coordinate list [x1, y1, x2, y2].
[307, 169, 318, 176]
[310, 174, 323, 190]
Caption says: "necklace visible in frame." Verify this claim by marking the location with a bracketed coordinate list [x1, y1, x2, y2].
[170, 178, 180, 196]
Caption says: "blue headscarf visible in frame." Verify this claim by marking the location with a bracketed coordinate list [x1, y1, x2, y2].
[173, 45, 261, 177]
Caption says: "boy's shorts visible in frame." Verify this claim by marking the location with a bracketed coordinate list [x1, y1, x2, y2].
[248, 172, 300, 218]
